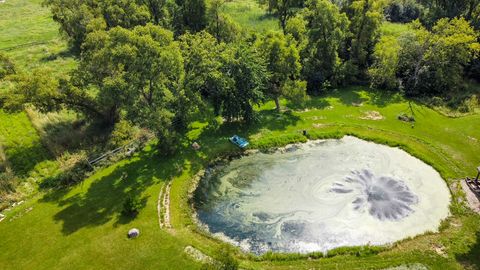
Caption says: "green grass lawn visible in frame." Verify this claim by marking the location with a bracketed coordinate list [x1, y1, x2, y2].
[1, 87, 479, 269]
[1, 0, 479, 269]
[0, 0, 76, 74]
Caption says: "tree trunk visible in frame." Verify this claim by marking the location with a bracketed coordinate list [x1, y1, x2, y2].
[274, 96, 281, 112]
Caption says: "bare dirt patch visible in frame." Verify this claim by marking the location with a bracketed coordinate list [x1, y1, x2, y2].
[460, 180, 480, 214]
[360, 111, 384, 120]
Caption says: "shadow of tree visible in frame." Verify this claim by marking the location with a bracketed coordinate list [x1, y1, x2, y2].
[329, 88, 369, 106]
[41, 148, 187, 235]
[40, 49, 76, 63]
[368, 90, 403, 107]
[7, 144, 51, 176]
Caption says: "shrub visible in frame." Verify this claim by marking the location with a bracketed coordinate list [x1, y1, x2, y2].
[122, 195, 143, 216]
[384, 0, 422, 23]
[283, 80, 310, 109]
[109, 120, 138, 148]
[202, 244, 239, 270]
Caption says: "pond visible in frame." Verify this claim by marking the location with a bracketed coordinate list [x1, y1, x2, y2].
[193, 136, 451, 254]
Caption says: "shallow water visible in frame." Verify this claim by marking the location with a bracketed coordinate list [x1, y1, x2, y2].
[193, 136, 451, 254]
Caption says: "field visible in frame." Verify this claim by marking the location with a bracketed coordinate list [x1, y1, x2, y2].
[0, 0, 479, 269]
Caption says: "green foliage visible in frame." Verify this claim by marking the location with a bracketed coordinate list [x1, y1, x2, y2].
[122, 194, 143, 216]
[283, 79, 309, 108]
[264, 0, 304, 31]
[108, 120, 138, 148]
[39, 151, 90, 188]
[419, 0, 480, 27]
[174, 0, 208, 33]
[220, 44, 269, 123]
[397, 18, 480, 96]
[325, 245, 386, 257]
[348, 0, 386, 78]
[207, 0, 242, 43]
[302, 0, 350, 91]
[368, 36, 400, 90]
[80, 24, 193, 154]
[202, 244, 239, 270]
[285, 13, 307, 45]
[256, 31, 301, 110]
[0, 53, 16, 80]
[384, 0, 423, 23]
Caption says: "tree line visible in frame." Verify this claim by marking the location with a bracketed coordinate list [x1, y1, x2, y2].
[1, 0, 479, 154]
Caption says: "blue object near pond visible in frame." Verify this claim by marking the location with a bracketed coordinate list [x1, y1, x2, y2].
[229, 135, 249, 149]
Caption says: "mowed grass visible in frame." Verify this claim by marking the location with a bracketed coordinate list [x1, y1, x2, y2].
[0, 110, 51, 175]
[0, 0, 75, 185]
[0, 0, 76, 74]
[1, 87, 479, 269]
[222, 0, 280, 32]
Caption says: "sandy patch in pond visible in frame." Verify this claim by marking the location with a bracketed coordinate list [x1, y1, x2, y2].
[194, 136, 451, 254]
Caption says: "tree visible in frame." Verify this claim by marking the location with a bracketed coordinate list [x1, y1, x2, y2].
[285, 13, 307, 46]
[419, 0, 480, 26]
[395, 19, 479, 96]
[99, 0, 151, 29]
[206, 0, 241, 43]
[173, 0, 207, 33]
[368, 36, 401, 90]
[79, 24, 191, 153]
[179, 31, 226, 115]
[302, 0, 350, 91]
[0, 53, 15, 80]
[267, 0, 304, 31]
[220, 44, 269, 123]
[43, 0, 99, 53]
[6, 68, 114, 124]
[256, 32, 301, 111]
[348, 0, 386, 79]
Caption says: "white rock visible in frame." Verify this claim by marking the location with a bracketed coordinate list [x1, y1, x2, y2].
[128, 228, 140, 238]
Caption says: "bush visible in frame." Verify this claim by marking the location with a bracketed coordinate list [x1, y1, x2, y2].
[202, 244, 239, 270]
[385, 0, 422, 23]
[109, 120, 138, 148]
[122, 195, 143, 216]
[283, 80, 310, 109]
[39, 152, 90, 188]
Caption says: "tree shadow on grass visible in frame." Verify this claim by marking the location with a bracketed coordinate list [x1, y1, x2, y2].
[329, 86, 404, 108]
[6, 144, 51, 176]
[329, 87, 369, 107]
[368, 90, 404, 107]
[40, 49, 76, 63]
[41, 147, 188, 235]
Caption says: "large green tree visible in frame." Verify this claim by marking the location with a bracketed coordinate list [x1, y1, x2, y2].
[173, 0, 207, 34]
[370, 18, 480, 96]
[302, 0, 350, 91]
[220, 44, 269, 123]
[79, 24, 192, 153]
[256, 32, 301, 111]
[348, 0, 386, 79]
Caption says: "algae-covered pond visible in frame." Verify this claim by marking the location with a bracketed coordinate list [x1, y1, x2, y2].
[193, 136, 451, 254]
